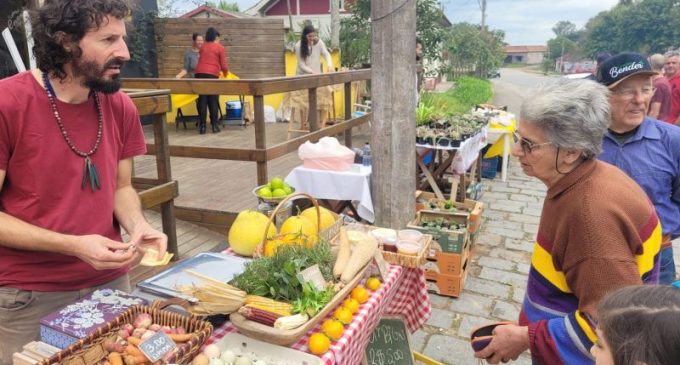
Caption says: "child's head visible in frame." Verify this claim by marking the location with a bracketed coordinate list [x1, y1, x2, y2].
[590, 285, 680, 365]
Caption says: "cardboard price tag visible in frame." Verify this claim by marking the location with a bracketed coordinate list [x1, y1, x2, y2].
[138, 332, 177, 362]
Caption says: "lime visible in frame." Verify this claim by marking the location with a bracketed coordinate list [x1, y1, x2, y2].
[272, 188, 287, 197]
[270, 177, 285, 190]
[258, 187, 273, 198]
[283, 185, 293, 195]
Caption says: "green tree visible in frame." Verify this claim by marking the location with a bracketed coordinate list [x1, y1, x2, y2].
[552, 21, 577, 38]
[444, 22, 505, 78]
[339, 0, 448, 68]
[206, 1, 239, 12]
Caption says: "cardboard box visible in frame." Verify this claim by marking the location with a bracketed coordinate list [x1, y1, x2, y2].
[408, 211, 469, 253]
[424, 246, 469, 277]
[39, 289, 146, 349]
[425, 269, 469, 298]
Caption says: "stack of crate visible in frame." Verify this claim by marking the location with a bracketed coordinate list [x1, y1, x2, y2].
[412, 192, 483, 297]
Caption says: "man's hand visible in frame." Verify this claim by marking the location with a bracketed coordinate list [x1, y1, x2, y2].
[72, 235, 139, 270]
[128, 222, 168, 261]
[473, 324, 530, 364]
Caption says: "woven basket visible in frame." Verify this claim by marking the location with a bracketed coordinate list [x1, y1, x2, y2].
[254, 192, 341, 257]
[38, 299, 212, 365]
[381, 234, 433, 268]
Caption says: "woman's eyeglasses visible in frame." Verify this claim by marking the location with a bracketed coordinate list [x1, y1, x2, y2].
[512, 132, 551, 154]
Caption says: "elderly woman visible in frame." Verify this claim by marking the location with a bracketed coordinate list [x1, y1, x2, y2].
[473, 79, 662, 364]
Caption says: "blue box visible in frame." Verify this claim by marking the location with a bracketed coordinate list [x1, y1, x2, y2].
[225, 100, 242, 119]
[481, 157, 499, 179]
[39, 289, 146, 349]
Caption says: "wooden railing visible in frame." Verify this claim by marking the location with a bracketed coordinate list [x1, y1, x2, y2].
[125, 89, 179, 257]
[123, 70, 371, 234]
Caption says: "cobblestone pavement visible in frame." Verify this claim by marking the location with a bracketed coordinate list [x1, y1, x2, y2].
[413, 156, 680, 365]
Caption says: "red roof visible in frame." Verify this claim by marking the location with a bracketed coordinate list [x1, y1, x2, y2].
[504, 45, 547, 53]
[179, 5, 248, 19]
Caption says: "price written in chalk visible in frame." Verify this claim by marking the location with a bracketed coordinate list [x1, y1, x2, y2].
[364, 318, 413, 365]
[138, 332, 177, 362]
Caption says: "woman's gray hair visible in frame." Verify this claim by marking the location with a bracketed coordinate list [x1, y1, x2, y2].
[520, 79, 610, 159]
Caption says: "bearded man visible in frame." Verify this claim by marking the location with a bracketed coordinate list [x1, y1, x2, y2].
[0, 0, 167, 360]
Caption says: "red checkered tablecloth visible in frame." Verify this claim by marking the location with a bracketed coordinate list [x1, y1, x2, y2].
[205, 259, 431, 365]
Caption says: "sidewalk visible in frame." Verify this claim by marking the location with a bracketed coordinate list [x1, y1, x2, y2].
[411, 157, 541, 364]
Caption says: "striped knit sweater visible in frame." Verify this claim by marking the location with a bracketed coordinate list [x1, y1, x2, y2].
[519, 159, 661, 364]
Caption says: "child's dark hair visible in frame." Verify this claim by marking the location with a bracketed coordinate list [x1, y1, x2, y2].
[192, 32, 200, 41]
[597, 285, 680, 365]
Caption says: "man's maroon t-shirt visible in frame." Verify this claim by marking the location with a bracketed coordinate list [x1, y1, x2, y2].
[651, 76, 672, 123]
[666, 74, 680, 123]
[0, 72, 147, 291]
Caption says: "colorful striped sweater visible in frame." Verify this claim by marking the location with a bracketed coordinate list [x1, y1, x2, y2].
[519, 159, 661, 364]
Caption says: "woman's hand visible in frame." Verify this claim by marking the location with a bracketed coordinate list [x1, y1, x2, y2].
[473, 324, 530, 364]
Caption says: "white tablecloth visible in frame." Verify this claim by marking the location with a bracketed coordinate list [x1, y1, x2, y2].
[285, 164, 375, 223]
[416, 127, 488, 174]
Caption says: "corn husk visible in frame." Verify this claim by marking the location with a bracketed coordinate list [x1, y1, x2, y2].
[177, 270, 247, 315]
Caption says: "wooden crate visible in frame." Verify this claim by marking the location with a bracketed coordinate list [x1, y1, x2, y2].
[414, 192, 484, 234]
[407, 211, 469, 254]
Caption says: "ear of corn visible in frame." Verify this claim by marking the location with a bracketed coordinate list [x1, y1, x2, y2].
[245, 295, 294, 317]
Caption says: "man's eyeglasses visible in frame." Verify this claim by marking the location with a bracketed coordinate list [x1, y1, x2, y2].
[611, 86, 655, 100]
[512, 132, 551, 154]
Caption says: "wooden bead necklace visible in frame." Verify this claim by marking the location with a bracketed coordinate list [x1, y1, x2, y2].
[42, 71, 102, 192]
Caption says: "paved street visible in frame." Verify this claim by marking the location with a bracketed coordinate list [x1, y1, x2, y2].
[411, 67, 680, 364]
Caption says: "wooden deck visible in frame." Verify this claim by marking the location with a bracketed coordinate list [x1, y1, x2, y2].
[130, 121, 369, 286]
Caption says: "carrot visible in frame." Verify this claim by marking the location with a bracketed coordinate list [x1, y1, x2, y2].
[123, 354, 148, 365]
[126, 337, 142, 346]
[333, 227, 351, 278]
[340, 231, 378, 283]
[125, 344, 144, 357]
[108, 352, 123, 365]
[168, 333, 194, 342]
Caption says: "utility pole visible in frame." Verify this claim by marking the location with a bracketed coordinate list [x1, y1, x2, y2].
[372, 0, 417, 228]
[330, 0, 340, 50]
[480, 0, 486, 35]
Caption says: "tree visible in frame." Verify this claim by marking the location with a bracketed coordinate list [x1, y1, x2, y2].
[552, 21, 577, 38]
[330, 0, 340, 49]
[444, 22, 505, 78]
[339, 0, 447, 69]
[207, 1, 239, 12]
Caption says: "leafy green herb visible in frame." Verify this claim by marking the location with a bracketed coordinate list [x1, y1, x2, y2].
[229, 240, 334, 302]
[292, 282, 336, 317]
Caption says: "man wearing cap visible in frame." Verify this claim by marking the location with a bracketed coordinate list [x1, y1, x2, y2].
[597, 52, 680, 284]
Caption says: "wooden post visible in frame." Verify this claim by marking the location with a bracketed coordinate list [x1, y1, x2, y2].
[308, 87, 318, 131]
[152, 113, 178, 258]
[344, 82, 353, 147]
[254, 95, 268, 185]
[371, 0, 416, 228]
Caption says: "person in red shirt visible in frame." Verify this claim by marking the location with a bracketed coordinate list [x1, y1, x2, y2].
[663, 51, 680, 124]
[0, 0, 167, 361]
[193, 27, 229, 134]
[648, 53, 672, 122]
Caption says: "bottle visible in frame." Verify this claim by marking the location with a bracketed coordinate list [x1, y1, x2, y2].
[362, 143, 372, 167]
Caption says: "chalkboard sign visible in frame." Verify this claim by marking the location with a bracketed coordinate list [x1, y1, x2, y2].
[138, 332, 177, 362]
[364, 317, 414, 365]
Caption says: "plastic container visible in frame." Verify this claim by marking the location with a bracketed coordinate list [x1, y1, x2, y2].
[481, 157, 500, 179]
[382, 236, 398, 253]
[396, 241, 420, 256]
[225, 100, 242, 119]
[398, 229, 423, 242]
[371, 228, 397, 243]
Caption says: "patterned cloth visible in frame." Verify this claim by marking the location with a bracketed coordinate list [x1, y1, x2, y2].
[206, 265, 431, 365]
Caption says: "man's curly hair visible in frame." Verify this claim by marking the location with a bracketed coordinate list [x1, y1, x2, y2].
[30, 0, 130, 80]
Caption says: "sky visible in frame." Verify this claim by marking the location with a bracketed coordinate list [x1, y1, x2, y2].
[174, 0, 620, 46]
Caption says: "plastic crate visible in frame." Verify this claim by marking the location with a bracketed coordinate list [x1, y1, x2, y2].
[481, 157, 499, 179]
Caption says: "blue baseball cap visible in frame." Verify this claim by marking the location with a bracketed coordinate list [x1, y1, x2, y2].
[597, 52, 655, 88]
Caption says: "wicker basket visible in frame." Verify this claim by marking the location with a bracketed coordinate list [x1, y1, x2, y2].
[381, 234, 433, 268]
[254, 192, 342, 257]
[38, 299, 212, 365]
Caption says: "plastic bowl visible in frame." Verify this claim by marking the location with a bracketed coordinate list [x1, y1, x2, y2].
[396, 241, 420, 256]
[398, 229, 423, 243]
[371, 228, 397, 243]
[252, 184, 296, 204]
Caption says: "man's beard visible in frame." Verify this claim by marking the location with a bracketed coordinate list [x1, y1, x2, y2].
[72, 57, 125, 94]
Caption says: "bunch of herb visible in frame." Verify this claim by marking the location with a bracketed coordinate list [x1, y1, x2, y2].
[292, 282, 336, 317]
[229, 240, 334, 302]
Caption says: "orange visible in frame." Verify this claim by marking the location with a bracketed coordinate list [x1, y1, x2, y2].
[321, 319, 344, 340]
[350, 286, 369, 304]
[366, 277, 381, 291]
[342, 298, 360, 314]
[308, 332, 331, 355]
[333, 307, 353, 325]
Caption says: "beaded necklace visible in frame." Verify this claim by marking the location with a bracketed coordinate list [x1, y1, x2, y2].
[42, 72, 102, 192]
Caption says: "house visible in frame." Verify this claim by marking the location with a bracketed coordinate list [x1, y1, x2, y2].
[179, 5, 250, 19]
[245, 0, 353, 37]
[503, 45, 547, 65]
